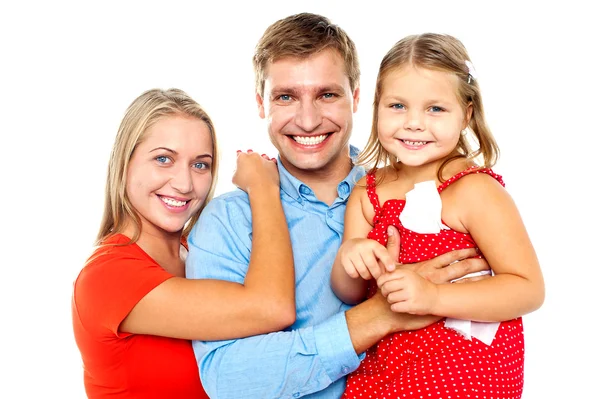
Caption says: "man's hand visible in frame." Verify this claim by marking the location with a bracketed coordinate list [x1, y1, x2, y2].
[386, 225, 491, 284]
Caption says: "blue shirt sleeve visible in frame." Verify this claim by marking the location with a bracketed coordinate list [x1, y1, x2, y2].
[185, 193, 362, 398]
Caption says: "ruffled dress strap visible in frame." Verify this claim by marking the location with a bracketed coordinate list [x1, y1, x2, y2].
[365, 170, 383, 214]
[438, 166, 505, 193]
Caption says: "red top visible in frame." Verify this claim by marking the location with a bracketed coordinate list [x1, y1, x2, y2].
[72, 234, 208, 399]
[366, 166, 505, 263]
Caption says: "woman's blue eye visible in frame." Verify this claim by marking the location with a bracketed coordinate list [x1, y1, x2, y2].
[193, 162, 209, 170]
[156, 156, 169, 163]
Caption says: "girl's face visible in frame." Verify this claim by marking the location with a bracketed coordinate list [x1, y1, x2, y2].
[125, 114, 214, 237]
[377, 65, 471, 170]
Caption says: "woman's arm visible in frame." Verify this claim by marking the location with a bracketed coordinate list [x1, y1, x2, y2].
[120, 152, 296, 340]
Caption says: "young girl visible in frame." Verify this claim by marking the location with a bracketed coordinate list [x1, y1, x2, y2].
[331, 34, 545, 398]
[72, 88, 295, 398]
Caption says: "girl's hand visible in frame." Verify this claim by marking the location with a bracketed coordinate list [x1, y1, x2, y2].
[339, 238, 396, 281]
[232, 150, 279, 193]
[377, 269, 439, 315]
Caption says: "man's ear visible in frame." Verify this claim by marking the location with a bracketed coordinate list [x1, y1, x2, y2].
[352, 86, 360, 113]
[256, 92, 265, 119]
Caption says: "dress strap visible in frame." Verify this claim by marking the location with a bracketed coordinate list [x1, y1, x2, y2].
[438, 166, 505, 193]
[366, 170, 382, 215]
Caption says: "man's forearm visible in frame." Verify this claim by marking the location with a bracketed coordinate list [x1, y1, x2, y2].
[346, 292, 442, 354]
[345, 295, 392, 354]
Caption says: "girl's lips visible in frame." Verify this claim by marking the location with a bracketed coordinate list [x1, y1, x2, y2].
[399, 139, 430, 150]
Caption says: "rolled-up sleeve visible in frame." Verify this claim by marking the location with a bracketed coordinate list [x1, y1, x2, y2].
[195, 314, 361, 399]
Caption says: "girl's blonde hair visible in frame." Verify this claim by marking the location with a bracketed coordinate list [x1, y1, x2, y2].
[358, 33, 499, 181]
[96, 88, 219, 245]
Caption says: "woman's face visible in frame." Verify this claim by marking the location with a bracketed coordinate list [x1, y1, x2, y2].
[126, 114, 214, 236]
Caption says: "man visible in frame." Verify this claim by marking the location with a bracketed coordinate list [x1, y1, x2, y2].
[186, 13, 487, 398]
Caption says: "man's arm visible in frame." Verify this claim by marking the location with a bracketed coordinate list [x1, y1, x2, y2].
[189, 206, 489, 398]
[196, 311, 361, 398]
[187, 196, 365, 398]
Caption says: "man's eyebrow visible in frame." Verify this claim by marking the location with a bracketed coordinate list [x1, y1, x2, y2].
[270, 87, 301, 97]
[270, 84, 345, 97]
[317, 84, 345, 93]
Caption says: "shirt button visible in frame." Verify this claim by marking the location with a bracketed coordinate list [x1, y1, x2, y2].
[327, 210, 333, 218]
[293, 393, 301, 398]
[342, 366, 350, 374]
[300, 185, 311, 195]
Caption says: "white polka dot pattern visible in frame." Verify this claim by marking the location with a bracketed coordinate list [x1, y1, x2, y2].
[343, 167, 525, 399]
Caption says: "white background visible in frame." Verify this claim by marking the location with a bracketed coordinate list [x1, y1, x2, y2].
[1, 1, 598, 398]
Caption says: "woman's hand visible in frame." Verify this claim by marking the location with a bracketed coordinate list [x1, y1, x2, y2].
[232, 150, 279, 193]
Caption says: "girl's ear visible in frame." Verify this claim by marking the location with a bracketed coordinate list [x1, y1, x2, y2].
[464, 102, 473, 129]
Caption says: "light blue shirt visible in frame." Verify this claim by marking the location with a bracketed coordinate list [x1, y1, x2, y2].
[186, 146, 366, 398]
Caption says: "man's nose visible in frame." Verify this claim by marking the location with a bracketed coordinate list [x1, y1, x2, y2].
[294, 100, 323, 132]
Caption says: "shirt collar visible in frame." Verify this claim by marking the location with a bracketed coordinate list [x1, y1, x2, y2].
[278, 145, 365, 203]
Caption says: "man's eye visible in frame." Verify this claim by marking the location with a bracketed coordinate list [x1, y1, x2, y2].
[278, 95, 291, 101]
[322, 93, 335, 99]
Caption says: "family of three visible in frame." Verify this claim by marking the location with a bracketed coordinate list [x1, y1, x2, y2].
[72, 12, 544, 399]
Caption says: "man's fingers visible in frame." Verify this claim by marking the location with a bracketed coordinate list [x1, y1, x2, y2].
[434, 248, 478, 268]
[452, 274, 490, 284]
[384, 226, 401, 270]
[443, 258, 490, 283]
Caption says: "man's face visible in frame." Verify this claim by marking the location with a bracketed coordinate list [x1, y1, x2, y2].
[257, 49, 359, 178]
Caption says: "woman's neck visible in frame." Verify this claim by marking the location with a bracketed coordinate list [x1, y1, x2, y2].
[121, 219, 184, 275]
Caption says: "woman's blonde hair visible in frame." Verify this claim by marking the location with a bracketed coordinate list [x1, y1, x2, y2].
[358, 33, 499, 181]
[96, 88, 219, 245]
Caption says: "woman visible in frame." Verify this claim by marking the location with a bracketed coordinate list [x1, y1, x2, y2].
[72, 88, 295, 398]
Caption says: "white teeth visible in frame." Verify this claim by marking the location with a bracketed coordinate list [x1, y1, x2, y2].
[160, 197, 187, 207]
[293, 134, 327, 145]
[403, 140, 428, 146]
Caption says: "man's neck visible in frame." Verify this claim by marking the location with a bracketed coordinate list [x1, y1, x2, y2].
[286, 157, 353, 206]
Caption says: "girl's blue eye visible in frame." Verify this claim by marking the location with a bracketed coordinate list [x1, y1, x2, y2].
[430, 106, 444, 112]
[391, 104, 405, 110]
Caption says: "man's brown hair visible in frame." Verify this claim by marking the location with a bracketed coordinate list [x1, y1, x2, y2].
[253, 13, 360, 97]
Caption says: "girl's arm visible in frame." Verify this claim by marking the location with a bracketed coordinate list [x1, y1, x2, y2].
[382, 173, 544, 321]
[331, 179, 394, 304]
[120, 153, 296, 340]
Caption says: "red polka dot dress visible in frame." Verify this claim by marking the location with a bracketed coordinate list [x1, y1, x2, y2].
[343, 167, 525, 399]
